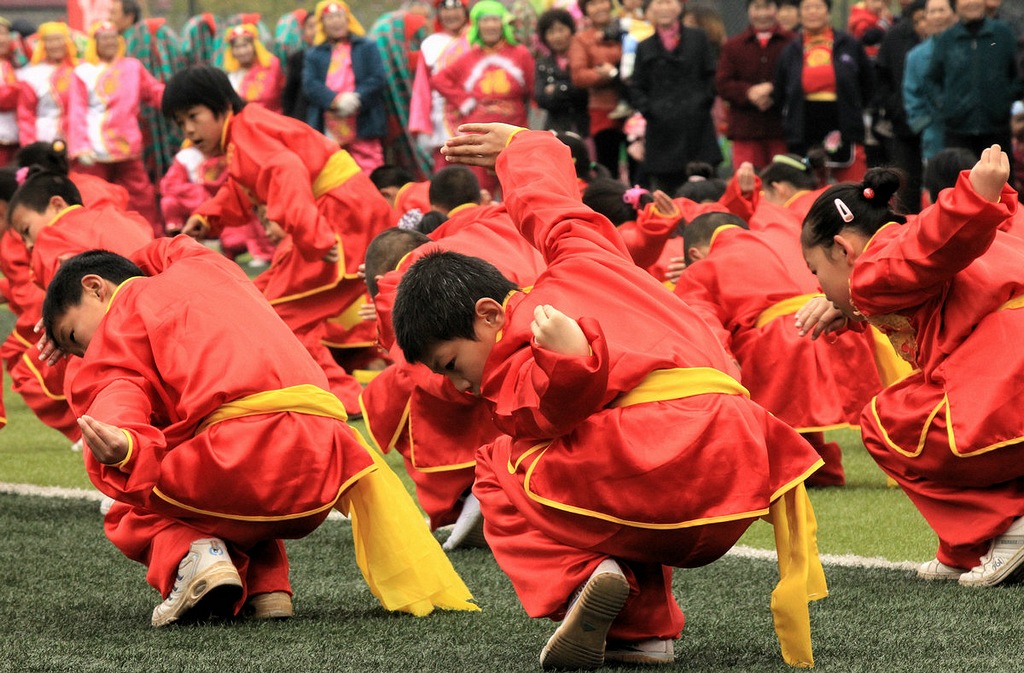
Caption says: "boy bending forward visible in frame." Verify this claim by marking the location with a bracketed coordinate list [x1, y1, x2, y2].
[393, 125, 826, 669]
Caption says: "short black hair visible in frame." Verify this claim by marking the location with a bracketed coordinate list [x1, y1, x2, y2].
[42, 250, 145, 345]
[162, 65, 246, 119]
[675, 163, 727, 203]
[16, 141, 70, 174]
[7, 168, 83, 222]
[393, 250, 517, 364]
[429, 166, 481, 212]
[537, 8, 576, 48]
[369, 165, 414, 191]
[582, 178, 650, 226]
[759, 153, 822, 191]
[116, 0, 141, 24]
[364, 228, 430, 297]
[0, 167, 18, 204]
[417, 210, 448, 235]
[682, 211, 749, 264]
[923, 147, 976, 203]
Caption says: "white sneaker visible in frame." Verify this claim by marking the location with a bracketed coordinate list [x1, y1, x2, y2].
[443, 493, 486, 551]
[917, 558, 966, 581]
[70, 439, 83, 452]
[959, 517, 1024, 588]
[99, 496, 116, 517]
[151, 538, 243, 627]
[540, 559, 630, 670]
[605, 637, 675, 665]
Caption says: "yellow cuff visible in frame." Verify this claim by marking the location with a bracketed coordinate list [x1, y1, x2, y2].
[113, 429, 134, 472]
[504, 127, 527, 147]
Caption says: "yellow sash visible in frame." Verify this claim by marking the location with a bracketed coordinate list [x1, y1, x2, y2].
[312, 149, 361, 199]
[755, 294, 822, 330]
[196, 384, 478, 616]
[611, 367, 749, 408]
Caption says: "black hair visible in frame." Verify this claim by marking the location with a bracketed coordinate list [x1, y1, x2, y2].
[923, 147, 976, 203]
[682, 211, 749, 265]
[582, 178, 651, 226]
[537, 8, 576, 48]
[369, 165, 414, 191]
[7, 168, 83, 221]
[759, 152, 823, 191]
[363, 227, 430, 297]
[393, 250, 517, 364]
[746, 0, 779, 6]
[779, 0, 799, 6]
[905, 0, 928, 16]
[429, 165, 481, 212]
[675, 174, 727, 203]
[0, 167, 18, 204]
[42, 250, 145, 345]
[416, 209, 448, 235]
[15, 141, 70, 174]
[802, 0, 832, 10]
[162, 65, 246, 119]
[801, 167, 907, 249]
[115, 0, 141, 24]
[555, 131, 607, 182]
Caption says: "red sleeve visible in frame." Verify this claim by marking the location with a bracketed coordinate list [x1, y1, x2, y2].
[717, 173, 760, 222]
[851, 174, 1018, 316]
[139, 61, 165, 107]
[617, 203, 679, 269]
[568, 35, 604, 89]
[16, 81, 38, 145]
[194, 177, 256, 237]
[430, 52, 471, 109]
[130, 236, 247, 278]
[673, 265, 735, 356]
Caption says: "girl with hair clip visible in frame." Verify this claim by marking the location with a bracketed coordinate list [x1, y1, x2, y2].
[16, 140, 129, 211]
[16, 22, 77, 146]
[796, 145, 1024, 587]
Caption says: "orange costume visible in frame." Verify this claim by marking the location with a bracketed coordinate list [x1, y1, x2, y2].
[673, 223, 883, 485]
[192, 103, 392, 413]
[70, 236, 475, 615]
[363, 202, 545, 528]
[469, 131, 824, 664]
[853, 174, 1024, 570]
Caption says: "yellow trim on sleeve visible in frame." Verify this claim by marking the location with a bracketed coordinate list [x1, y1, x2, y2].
[47, 204, 83, 228]
[504, 127, 527, 147]
[997, 293, 1024, 312]
[754, 294, 823, 330]
[18, 353, 66, 400]
[113, 429, 134, 471]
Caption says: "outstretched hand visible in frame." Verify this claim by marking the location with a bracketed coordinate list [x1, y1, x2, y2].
[77, 415, 129, 464]
[969, 144, 1010, 203]
[531, 304, 590, 356]
[734, 161, 756, 195]
[181, 215, 210, 240]
[794, 295, 847, 340]
[651, 190, 679, 218]
[34, 318, 66, 366]
[440, 123, 525, 169]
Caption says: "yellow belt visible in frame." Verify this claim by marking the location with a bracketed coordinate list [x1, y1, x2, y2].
[611, 367, 748, 408]
[755, 294, 822, 330]
[312, 150, 361, 199]
[197, 383, 347, 434]
[998, 293, 1024, 312]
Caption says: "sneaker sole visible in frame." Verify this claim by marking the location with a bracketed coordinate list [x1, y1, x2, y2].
[540, 572, 630, 671]
[604, 650, 675, 666]
[959, 545, 1024, 588]
[152, 564, 244, 627]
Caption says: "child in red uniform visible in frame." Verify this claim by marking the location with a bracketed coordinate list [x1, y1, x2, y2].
[674, 211, 884, 486]
[393, 123, 827, 669]
[798, 145, 1024, 586]
[165, 65, 392, 415]
[39, 237, 475, 626]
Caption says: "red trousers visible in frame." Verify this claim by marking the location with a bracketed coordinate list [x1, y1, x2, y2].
[730, 138, 788, 171]
[5, 342, 80, 441]
[75, 159, 160, 236]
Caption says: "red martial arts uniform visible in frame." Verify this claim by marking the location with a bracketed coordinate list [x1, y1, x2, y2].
[68, 237, 375, 603]
[469, 131, 822, 644]
[392, 179, 431, 225]
[362, 202, 545, 528]
[192, 104, 392, 412]
[673, 223, 883, 484]
[853, 174, 1024, 570]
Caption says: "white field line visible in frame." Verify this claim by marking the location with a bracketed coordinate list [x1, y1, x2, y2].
[0, 482, 920, 568]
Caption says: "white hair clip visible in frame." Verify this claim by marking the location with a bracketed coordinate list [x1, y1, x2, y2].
[834, 198, 854, 223]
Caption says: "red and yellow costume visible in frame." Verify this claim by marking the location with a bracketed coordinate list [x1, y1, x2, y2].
[673, 223, 883, 484]
[192, 104, 392, 412]
[467, 131, 825, 665]
[853, 174, 1024, 570]
[70, 236, 475, 615]
[391, 179, 431, 225]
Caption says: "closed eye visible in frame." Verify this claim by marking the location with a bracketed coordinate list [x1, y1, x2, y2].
[444, 358, 456, 372]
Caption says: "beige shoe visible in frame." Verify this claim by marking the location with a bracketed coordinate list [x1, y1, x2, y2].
[443, 494, 487, 551]
[916, 558, 966, 581]
[540, 559, 630, 670]
[151, 538, 243, 627]
[245, 591, 294, 619]
[605, 637, 675, 665]
[959, 517, 1024, 587]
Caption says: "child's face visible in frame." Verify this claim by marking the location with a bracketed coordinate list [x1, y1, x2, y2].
[803, 242, 855, 317]
[9, 200, 63, 250]
[423, 300, 504, 395]
[174, 105, 226, 156]
[51, 278, 109, 357]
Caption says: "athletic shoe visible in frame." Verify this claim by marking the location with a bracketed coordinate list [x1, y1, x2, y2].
[443, 494, 487, 551]
[245, 592, 293, 620]
[959, 517, 1024, 588]
[70, 439, 83, 452]
[99, 496, 115, 517]
[605, 638, 675, 665]
[540, 559, 630, 670]
[151, 538, 243, 627]
[916, 558, 966, 581]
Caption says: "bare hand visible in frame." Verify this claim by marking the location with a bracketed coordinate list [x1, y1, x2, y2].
[358, 302, 376, 322]
[651, 190, 679, 218]
[530, 304, 590, 356]
[181, 215, 209, 240]
[734, 161, 756, 195]
[322, 243, 340, 264]
[77, 415, 129, 464]
[795, 295, 846, 340]
[440, 123, 524, 168]
[34, 318, 67, 365]
[356, 262, 366, 280]
[665, 256, 687, 284]
[969, 144, 1010, 203]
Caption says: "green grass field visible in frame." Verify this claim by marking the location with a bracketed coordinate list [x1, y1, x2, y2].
[1, 304, 1022, 672]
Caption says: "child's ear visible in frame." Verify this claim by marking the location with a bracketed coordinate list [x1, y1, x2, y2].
[474, 297, 505, 330]
[832, 234, 861, 266]
[49, 195, 68, 211]
[80, 274, 109, 301]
